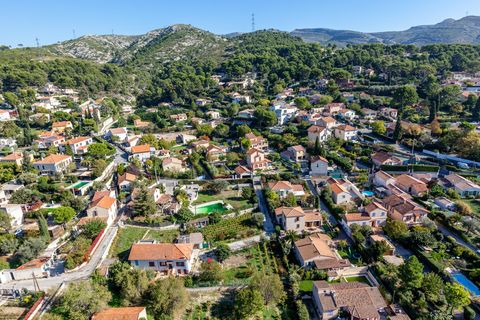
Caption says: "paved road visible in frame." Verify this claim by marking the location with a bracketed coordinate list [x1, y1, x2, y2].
[114, 145, 128, 165]
[436, 222, 478, 254]
[253, 178, 275, 234]
[228, 234, 266, 252]
[0, 225, 118, 291]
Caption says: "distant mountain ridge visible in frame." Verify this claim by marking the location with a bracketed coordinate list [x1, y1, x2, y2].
[291, 16, 480, 46]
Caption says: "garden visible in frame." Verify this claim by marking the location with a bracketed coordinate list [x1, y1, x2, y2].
[193, 189, 252, 212]
[201, 213, 262, 243]
[108, 226, 179, 260]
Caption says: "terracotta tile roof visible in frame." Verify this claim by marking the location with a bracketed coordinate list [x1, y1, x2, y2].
[344, 212, 371, 222]
[336, 124, 357, 131]
[365, 201, 387, 213]
[90, 195, 116, 210]
[321, 116, 336, 123]
[304, 211, 322, 222]
[128, 243, 194, 261]
[92, 307, 146, 320]
[371, 151, 402, 164]
[131, 144, 151, 154]
[289, 145, 305, 152]
[246, 147, 262, 155]
[294, 233, 337, 261]
[375, 170, 394, 182]
[0, 152, 23, 161]
[274, 206, 304, 218]
[307, 125, 327, 133]
[234, 165, 251, 175]
[34, 154, 71, 165]
[110, 127, 127, 134]
[66, 136, 90, 145]
[310, 155, 328, 163]
[16, 257, 49, 270]
[162, 157, 182, 166]
[52, 121, 72, 128]
[118, 172, 137, 184]
[331, 183, 348, 195]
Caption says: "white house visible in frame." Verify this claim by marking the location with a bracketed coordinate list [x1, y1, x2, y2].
[63, 136, 93, 155]
[128, 241, 195, 275]
[307, 126, 331, 143]
[334, 124, 358, 141]
[130, 144, 155, 162]
[310, 156, 329, 176]
[0, 110, 11, 121]
[445, 173, 480, 198]
[107, 127, 128, 142]
[33, 154, 73, 175]
[86, 191, 117, 225]
[268, 180, 305, 198]
[270, 104, 298, 125]
[0, 204, 24, 228]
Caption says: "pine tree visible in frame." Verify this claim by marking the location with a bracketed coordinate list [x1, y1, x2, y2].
[132, 184, 157, 217]
[38, 214, 51, 241]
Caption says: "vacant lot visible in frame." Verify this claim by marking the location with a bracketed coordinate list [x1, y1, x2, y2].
[109, 226, 179, 260]
[193, 190, 251, 211]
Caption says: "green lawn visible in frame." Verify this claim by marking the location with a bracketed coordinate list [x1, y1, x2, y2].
[201, 213, 260, 242]
[344, 275, 371, 285]
[464, 199, 480, 217]
[193, 191, 251, 211]
[109, 226, 179, 260]
[299, 280, 313, 292]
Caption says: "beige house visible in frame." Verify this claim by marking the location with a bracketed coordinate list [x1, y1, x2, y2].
[206, 145, 227, 162]
[307, 125, 331, 143]
[87, 190, 117, 225]
[33, 154, 72, 175]
[0, 152, 32, 166]
[316, 116, 337, 129]
[275, 207, 322, 233]
[281, 145, 307, 163]
[162, 157, 185, 173]
[342, 201, 387, 230]
[51, 121, 73, 133]
[371, 151, 403, 167]
[383, 194, 428, 225]
[268, 180, 305, 198]
[395, 174, 428, 197]
[294, 233, 350, 271]
[334, 124, 358, 141]
[130, 144, 154, 162]
[246, 148, 271, 170]
[245, 133, 268, 151]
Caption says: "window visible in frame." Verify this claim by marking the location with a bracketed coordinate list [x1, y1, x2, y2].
[295, 217, 299, 222]
[134, 260, 139, 266]
[176, 261, 185, 267]
[296, 224, 300, 229]
[148, 261, 155, 267]
[159, 261, 167, 266]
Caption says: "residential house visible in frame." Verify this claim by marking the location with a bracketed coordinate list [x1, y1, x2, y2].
[237, 108, 255, 119]
[268, 180, 305, 198]
[245, 133, 268, 151]
[87, 190, 117, 225]
[394, 174, 428, 197]
[338, 109, 356, 120]
[130, 144, 154, 162]
[92, 307, 148, 320]
[206, 144, 227, 162]
[312, 281, 389, 320]
[342, 201, 387, 230]
[310, 155, 329, 176]
[233, 165, 252, 179]
[371, 151, 403, 168]
[246, 148, 271, 170]
[444, 173, 480, 198]
[118, 172, 138, 192]
[0, 110, 11, 121]
[270, 104, 298, 125]
[191, 139, 210, 150]
[383, 194, 428, 225]
[51, 121, 73, 133]
[281, 145, 307, 163]
[307, 125, 331, 143]
[294, 233, 350, 271]
[373, 170, 395, 188]
[317, 116, 337, 129]
[128, 241, 195, 275]
[231, 92, 251, 104]
[195, 98, 211, 106]
[206, 110, 221, 119]
[169, 114, 188, 122]
[34, 132, 65, 149]
[325, 103, 345, 115]
[133, 119, 152, 127]
[274, 207, 322, 233]
[176, 232, 204, 249]
[330, 183, 352, 205]
[0, 204, 24, 228]
[0, 152, 32, 166]
[107, 127, 128, 142]
[334, 124, 358, 141]
[9, 257, 51, 282]
[162, 157, 185, 173]
[434, 197, 456, 211]
[380, 107, 398, 119]
[362, 108, 378, 120]
[33, 154, 72, 175]
[62, 136, 93, 155]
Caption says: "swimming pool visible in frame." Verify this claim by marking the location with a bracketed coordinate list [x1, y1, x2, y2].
[452, 272, 480, 296]
[193, 202, 227, 215]
[362, 190, 374, 197]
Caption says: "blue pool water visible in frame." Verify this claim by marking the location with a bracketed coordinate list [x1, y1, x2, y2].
[452, 272, 480, 296]
[362, 191, 374, 197]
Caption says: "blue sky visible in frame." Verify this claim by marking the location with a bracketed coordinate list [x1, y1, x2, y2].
[2, 0, 479, 47]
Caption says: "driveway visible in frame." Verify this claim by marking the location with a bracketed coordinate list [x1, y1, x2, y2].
[227, 234, 266, 252]
[0, 225, 118, 291]
[253, 178, 275, 234]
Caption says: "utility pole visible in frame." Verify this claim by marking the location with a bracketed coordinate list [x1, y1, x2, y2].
[251, 13, 255, 32]
[35, 37, 40, 48]
[73, 29, 76, 39]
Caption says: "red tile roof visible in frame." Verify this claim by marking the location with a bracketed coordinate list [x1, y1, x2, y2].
[128, 243, 194, 261]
